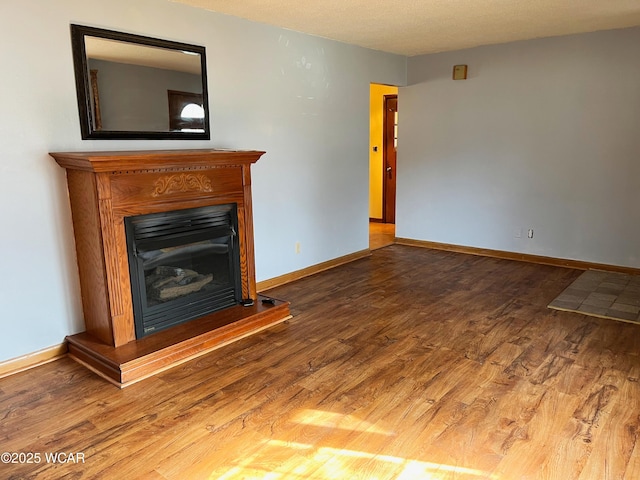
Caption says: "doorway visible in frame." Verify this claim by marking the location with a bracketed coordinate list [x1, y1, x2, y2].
[369, 84, 398, 250]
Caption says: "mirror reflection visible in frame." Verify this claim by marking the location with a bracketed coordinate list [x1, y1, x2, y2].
[71, 25, 210, 140]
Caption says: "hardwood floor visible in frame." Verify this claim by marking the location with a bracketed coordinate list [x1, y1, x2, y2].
[370, 222, 395, 250]
[2, 245, 639, 479]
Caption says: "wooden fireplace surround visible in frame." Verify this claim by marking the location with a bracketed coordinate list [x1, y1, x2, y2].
[50, 149, 290, 387]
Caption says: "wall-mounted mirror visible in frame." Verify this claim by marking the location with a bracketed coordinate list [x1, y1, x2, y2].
[71, 24, 210, 140]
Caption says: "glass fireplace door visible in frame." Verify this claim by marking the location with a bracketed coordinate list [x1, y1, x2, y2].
[125, 204, 242, 338]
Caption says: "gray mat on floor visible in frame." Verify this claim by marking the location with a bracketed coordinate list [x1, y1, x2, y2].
[548, 270, 640, 324]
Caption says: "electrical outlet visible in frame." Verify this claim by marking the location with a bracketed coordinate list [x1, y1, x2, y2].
[295, 241, 301, 254]
[527, 229, 534, 239]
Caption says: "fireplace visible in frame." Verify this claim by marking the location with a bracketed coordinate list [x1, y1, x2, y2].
[125, 204, 243, 337]
[50, 149, 290, 387]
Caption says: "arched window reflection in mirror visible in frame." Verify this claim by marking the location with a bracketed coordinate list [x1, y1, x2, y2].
[180, 104, 205, 133]
[168, 90, 205, 132]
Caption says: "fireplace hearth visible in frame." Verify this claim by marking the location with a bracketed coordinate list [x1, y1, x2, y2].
[50, 149, 291, 387]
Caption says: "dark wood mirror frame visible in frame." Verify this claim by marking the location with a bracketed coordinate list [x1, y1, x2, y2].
[70, 24, 210, 140]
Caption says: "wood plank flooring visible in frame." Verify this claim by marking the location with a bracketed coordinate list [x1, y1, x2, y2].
[369, 222, 395, 250]
[2, 245, 639, 479]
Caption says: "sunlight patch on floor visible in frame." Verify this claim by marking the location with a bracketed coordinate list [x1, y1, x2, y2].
[214, 438, 498, 480]
[290, 409, 395, 435]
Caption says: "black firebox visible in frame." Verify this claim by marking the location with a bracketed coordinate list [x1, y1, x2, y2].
[124, 203, 242, 338]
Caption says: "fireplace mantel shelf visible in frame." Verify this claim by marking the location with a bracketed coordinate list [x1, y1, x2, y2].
[51, 149, 290, 387]
[51, 149, 266, 172]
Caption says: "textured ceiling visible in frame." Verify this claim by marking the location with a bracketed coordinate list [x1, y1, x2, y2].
[170, 0, 640, 56]
[86, 37, 202, 74]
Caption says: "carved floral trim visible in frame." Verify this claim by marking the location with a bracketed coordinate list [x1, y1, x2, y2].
[151, 173, 213, 197]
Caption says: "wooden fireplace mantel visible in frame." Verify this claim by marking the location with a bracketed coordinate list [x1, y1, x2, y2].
[50, 149, 290, 387]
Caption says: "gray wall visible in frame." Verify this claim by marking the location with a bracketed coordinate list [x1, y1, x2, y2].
[398, 27, 640, 268]
[0, 0, 406, 362]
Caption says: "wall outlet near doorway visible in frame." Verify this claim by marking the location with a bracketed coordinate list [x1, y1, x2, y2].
[527, 229, 534, 239]
[295, 241, 301, 254]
